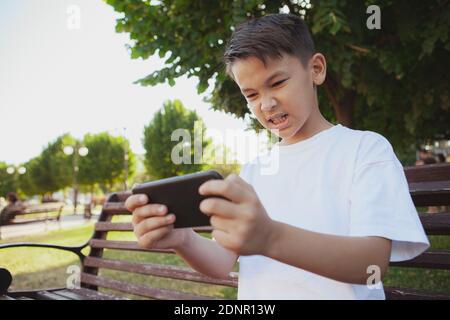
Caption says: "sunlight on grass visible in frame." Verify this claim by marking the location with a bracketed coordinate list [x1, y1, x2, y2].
[0, 223, 95, 291]
[0, 220, 237, 298]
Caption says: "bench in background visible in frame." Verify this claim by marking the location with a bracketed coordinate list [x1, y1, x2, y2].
[0, 202, 65, 240]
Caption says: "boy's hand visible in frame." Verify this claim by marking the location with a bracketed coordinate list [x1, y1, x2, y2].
[125, 194, 192, 250]
[199, 174, 274, 256]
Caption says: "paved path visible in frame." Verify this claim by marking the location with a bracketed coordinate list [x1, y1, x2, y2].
[0, 214, 99, 240]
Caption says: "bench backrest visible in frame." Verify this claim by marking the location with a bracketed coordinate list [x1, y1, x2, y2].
[21, 202, 65, 215]
[385, 163, 450, 299]
[80, 193, 236, 299]
[80, 163, 450, 300]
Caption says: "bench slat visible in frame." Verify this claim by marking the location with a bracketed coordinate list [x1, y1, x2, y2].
[95, 222, 132, 232]
[94, 222, 213, 233]
[101, 203, 130, 215]
[32, 290, 71, 300]
[89, 239, 175, 254]
[109, 191, 132, 203]
[419, 212, 450, 235]
[80, 272, 220, 300]
[404, 163, 450, 183]
[95, 214, 450, 235]
[8, 217, 59, 225]
[384, 286, 450, 300]
[84, 257, 238, 287]
[389, 250, 450, 270]
[22, 207, 63, 214]
[54, 288, 123, 300]
[99, 214, 448, 236]
[410, 182, 450, 206]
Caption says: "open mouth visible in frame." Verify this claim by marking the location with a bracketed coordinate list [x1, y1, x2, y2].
[269, 113, 288, 125]
[268, 113, 289, 130]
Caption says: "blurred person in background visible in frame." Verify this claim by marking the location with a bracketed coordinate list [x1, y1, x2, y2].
[0, 192, 26, 224]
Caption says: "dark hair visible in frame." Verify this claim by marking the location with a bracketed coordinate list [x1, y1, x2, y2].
[223, 14, 315, 77]
[7, 192, 18, 203]
[423, 157, 437, 165]
[436, 153, 446, 163]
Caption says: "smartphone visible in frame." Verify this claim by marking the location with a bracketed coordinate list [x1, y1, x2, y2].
[131, 170, 223, 228]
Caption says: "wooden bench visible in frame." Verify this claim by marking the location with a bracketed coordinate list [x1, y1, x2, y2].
[0, 202, 65, 240]
[384, 163, 450, 299]
[0, 163, 449, 300]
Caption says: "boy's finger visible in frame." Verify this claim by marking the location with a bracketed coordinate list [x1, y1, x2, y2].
[125, 194, 148, 212]
[211, 229, 238, 252]
[198, 179, 246, 203]
[134, 203, 168, 220]
[137, 225, 173, 249]
[210, 214, 235, 233]
[131, 203, 168, 226]
[199, 197, 238, 218]
[134, 214, 175, 238]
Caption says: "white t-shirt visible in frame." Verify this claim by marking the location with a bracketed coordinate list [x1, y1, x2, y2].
[237, 124, 429, 300]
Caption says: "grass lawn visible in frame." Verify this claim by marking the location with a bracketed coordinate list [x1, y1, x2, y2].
[0, 216, 237, 299]
[1, 214, 448, 299]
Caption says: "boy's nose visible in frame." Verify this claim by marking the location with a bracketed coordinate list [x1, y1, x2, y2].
[261, 97, 277, 111]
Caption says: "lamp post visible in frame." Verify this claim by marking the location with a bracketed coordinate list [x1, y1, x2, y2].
[63, 143, 88, 214]
[6, 166, 26, 175]
[114, 127, 129, 190]
[6, 166, 26, 194]
[123, 127, 129, 190]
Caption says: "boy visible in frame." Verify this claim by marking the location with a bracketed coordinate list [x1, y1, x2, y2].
[125, 14, 429, 299]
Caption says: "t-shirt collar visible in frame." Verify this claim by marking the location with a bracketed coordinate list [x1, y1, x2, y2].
[272, 124, 342, 154]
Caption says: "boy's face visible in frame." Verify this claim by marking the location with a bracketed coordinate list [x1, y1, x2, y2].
[230, 53, 327, 145]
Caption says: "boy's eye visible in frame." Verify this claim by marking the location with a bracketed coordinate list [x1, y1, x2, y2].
[272, 79, 287, 87]
[245, 79, 288, 99]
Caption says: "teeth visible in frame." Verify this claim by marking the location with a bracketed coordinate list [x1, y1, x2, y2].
[271, 114, 287, 124]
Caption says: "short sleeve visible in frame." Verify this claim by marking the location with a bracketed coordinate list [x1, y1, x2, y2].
[348, 132, 430, 262]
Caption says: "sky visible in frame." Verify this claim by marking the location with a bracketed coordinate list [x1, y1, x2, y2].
[0, 0, 263, 166]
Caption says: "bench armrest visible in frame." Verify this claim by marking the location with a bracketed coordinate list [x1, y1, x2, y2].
[0, 268, 12, 294]
[0, 242, 88, 262]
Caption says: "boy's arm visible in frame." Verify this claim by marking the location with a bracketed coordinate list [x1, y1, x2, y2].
[175, 229, 238, 279]
[264, 221, 391, 285]
[198, 174, 392, 285]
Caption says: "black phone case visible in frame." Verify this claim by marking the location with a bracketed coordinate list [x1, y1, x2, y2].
[131, 170, 223, 228]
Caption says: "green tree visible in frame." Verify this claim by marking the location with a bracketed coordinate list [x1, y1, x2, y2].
[131, 154, 154, 184]
[17, 158, 40, 197]
[106, 0, 450, 164]
[203, 144, 242, 178]
[24, 134, 74, 196]
[77, 132, 137, 192]
[0, 162, 18, 197]
[143, 99, 211, 179]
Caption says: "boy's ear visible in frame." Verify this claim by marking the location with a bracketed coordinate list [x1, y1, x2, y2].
[310, 53, 326, 86]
